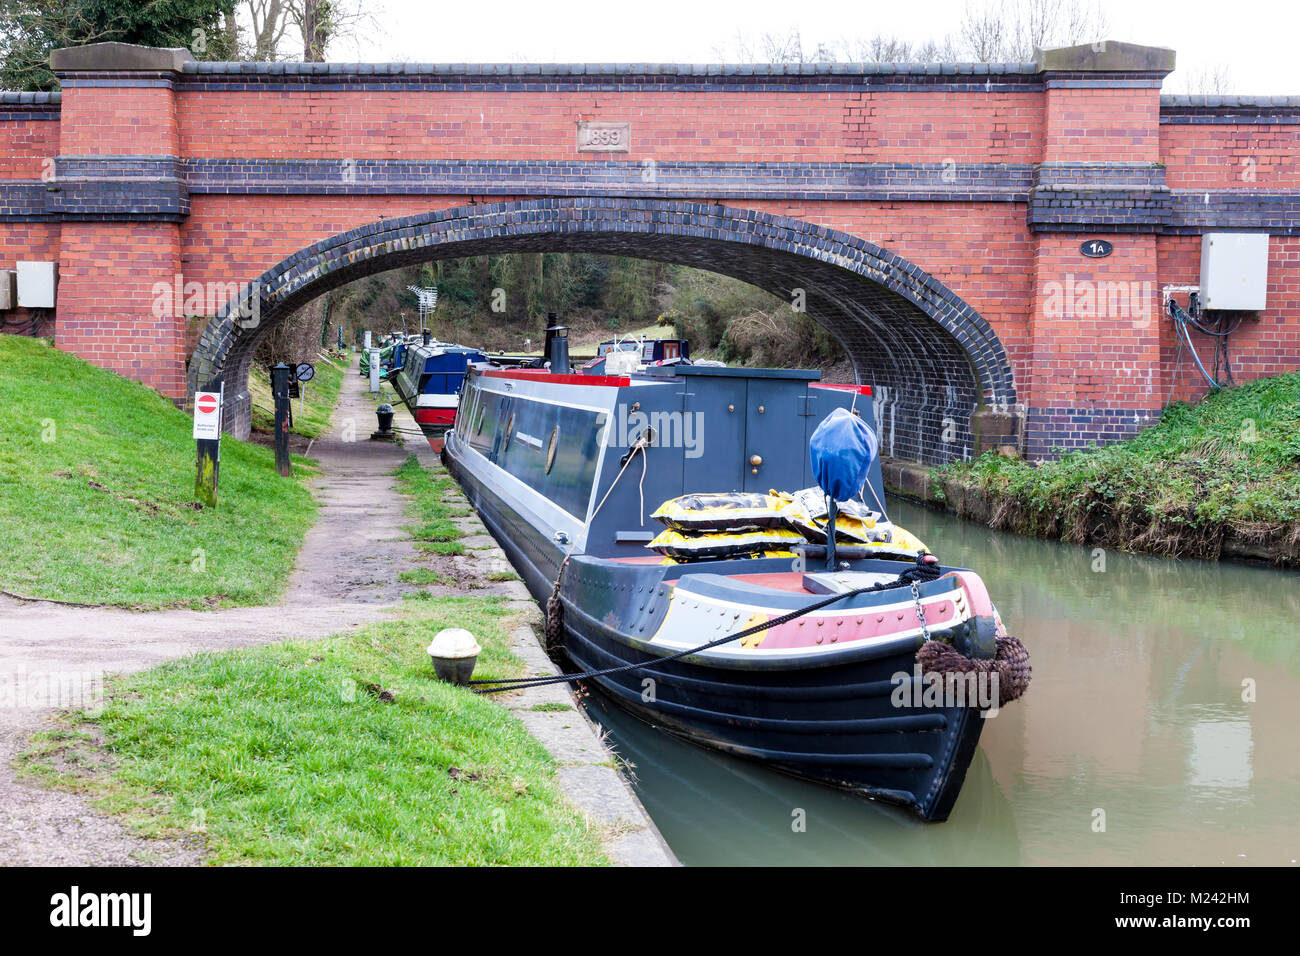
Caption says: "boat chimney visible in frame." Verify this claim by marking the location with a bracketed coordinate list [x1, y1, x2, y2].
[544, 315, 570, 374]
[422, 329, 431, 346]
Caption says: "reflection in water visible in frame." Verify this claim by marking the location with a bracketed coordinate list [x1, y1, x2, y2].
[580, 497, 1300, 866]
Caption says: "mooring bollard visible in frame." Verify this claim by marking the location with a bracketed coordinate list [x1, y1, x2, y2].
[427, 629, 481, 685]
[371, 403, 396, 441]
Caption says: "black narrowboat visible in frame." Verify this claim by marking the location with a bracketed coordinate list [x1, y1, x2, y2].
[442, 335, 1020, 821]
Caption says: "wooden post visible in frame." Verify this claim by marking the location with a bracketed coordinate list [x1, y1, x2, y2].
[271, 363, 292, 477]
[193, 373, 223, 508]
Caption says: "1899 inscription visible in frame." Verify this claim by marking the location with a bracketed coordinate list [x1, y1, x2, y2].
[577, 121, 630, 152]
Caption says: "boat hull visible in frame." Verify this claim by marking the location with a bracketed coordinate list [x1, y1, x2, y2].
[443, 430, 990, 822]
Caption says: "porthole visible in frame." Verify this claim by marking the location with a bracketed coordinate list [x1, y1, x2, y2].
[545, 425, 560, 474]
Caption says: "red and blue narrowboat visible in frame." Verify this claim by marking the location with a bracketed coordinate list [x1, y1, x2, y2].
[391, 337, 487, 445]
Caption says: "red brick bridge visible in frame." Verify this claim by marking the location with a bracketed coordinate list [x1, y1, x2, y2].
[1, 40, 1297, 462]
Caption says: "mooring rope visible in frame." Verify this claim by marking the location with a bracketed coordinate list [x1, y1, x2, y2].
[543, 431, 653, 653]
[473, 554, 943, 695]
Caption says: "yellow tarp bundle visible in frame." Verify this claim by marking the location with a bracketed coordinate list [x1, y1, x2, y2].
[647, 488, 929, 564]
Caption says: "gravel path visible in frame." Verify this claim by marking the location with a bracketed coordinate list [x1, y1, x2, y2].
[0, 364, 444, 865]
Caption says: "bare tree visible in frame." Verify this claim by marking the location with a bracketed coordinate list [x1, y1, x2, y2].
[958, 0, 1109, 62]
[1176, 64, 1235, 96]
[228, 0, 376, 61]
[837, 34, 961, 64]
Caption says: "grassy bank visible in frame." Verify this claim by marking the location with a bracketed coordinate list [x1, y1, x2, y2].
[0, 336, 325, 607]
[932, 372, 1300, 564]
[19, 597, 608, 865]
[248, 351, 347, 440]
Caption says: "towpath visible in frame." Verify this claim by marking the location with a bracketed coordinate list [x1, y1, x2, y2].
[0, 362, 672, 866]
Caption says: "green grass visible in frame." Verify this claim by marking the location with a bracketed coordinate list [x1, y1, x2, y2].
[398, 567, 452, 586]
[933, 372, 1300, 561]
[0, 336, 331, 607]
[394, 453, 464, 546]
[248, 352, 347, 440]
[19, 598, 607, 866]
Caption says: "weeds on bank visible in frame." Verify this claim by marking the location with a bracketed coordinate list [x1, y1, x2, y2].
[934, 372, 1300, 562]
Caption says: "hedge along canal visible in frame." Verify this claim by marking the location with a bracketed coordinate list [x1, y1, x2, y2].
[884, 372, 1300, 567]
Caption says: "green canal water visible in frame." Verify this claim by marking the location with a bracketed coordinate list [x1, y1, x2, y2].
[580, 497, 1300, 866]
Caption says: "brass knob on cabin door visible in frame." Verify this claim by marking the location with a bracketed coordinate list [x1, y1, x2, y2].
[750, 454, 762, 474]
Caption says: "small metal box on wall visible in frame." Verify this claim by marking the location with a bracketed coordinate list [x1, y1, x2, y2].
[16, 260, 58, 308]
[1199, 234, 1269, 311]
[0, 270, 16, 310]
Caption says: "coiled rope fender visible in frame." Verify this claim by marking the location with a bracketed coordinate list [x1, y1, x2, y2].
[915, 633, 1032, 708]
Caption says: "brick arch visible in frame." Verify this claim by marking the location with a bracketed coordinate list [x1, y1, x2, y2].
[191, 198, 1017, 463]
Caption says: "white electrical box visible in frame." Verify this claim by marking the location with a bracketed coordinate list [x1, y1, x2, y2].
[1199, 233, 1269, 310]
[16, 260, 57, 308]
[0, 270, 15, 310]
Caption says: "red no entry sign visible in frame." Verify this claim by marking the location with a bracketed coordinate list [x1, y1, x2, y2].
[193, 390, 222, 440]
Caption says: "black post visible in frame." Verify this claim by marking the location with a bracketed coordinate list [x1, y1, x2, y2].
[271, 363, 292, 477]
[194, 372, 223, 508]
[825, 497, 838, 570]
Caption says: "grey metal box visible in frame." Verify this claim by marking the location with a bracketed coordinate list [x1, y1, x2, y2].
[16, 260, 58, 308]
[1199, 233, 1269, 310]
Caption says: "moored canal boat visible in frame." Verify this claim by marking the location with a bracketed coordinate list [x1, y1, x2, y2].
[442, 332, 1026, 821]
[390, 337, 487, 446]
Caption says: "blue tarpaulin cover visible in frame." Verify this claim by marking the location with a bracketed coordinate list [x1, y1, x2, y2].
[809, 407, 879, 502]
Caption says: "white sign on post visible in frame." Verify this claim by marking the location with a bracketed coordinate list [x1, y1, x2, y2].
[193, 391, 222, 440]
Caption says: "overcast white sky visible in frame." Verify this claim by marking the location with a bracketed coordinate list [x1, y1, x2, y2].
[330, 0, 1297, 95]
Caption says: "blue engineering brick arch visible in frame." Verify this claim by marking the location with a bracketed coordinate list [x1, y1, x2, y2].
[190, 197, 1018, 465]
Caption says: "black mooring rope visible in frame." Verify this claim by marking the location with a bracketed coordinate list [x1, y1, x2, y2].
[470, 554, 941, 694]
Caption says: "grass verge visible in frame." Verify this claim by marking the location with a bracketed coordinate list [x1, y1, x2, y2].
[248, 351, 347, 440]
[0, 336, 329, 607]
[932, 372, 1300, 562]
[18, 597, 608, 865]
[394, 453, 466, 555]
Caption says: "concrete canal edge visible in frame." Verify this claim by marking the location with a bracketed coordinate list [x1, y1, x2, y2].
[447, 519, 678, 866]
[882, 458, 1295, 565]
[498, 599, 679, 867]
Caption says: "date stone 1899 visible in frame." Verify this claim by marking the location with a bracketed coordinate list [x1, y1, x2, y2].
[576, 121, 631, 153]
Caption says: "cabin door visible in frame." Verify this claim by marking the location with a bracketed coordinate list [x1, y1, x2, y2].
[682, 378, 747, 493]
[742, 381, 806, 494]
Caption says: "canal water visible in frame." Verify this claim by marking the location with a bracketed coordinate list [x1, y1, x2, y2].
[580, 497, 1300, 866]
